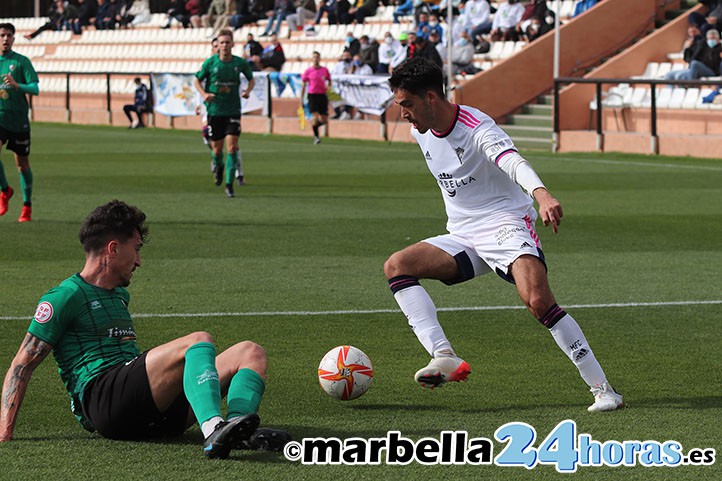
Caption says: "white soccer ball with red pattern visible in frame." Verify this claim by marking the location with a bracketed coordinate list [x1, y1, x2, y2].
[318, 345, 374, 401]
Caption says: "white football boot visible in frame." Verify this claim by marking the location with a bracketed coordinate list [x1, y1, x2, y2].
[588, 383, 624, 413]
[414, 354, 471, 389]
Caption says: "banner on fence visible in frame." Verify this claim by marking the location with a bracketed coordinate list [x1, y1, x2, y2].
[331, 75, 394, 116]
[151, 72, 268, 117]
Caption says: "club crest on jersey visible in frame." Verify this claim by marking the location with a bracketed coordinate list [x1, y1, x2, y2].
[455, 147, 465, 164]
[90, 300, 102, 310]
[34, 302, 54, 323]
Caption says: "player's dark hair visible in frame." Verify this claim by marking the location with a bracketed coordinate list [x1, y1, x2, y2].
[313, 50, 320, 57]
[79, 200, 148, 254]
[0, 23, 15, 34]
[388, 57, 445, 98]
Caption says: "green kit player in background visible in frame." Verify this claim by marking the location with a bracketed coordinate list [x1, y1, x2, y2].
[194, 29, 254, 199]
[0, 200, 290, 458]
[0, 23, 39, 223]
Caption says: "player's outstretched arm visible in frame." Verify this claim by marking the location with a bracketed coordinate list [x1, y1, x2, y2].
[533, 187, 563, 234]
[0, 334, 52, 441]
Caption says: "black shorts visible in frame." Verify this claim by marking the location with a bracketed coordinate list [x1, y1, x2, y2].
[81, 351, 190, 440]
[307, 94, 329, 116]
[207, 115, 241, 141]
[0, 126, 31, 156]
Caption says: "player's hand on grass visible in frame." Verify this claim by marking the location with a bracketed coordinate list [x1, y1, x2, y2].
[533, 187, 563, 234]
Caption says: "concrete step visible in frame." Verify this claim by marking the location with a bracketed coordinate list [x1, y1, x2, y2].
[510, 136, 553, 151]
[503, 124, 553, 139]
[522, 104, 553, 116]
[506, 114, 553, 127]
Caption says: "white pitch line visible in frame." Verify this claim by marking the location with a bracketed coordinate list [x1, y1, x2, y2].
[1, 300, 721, 321]
[532, 154, 722, 172]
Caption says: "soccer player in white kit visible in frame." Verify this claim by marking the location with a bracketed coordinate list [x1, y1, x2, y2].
[384, 58, 623, 413]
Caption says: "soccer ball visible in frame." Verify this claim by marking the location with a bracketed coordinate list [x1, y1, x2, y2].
[318, 345, 374, 401]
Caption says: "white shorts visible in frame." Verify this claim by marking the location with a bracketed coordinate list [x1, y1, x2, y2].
[423, 212, 545, 284]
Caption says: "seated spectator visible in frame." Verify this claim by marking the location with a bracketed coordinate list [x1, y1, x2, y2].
[393, 0, 414, 24]
[315, 0, 338, 25]
[335, 0, 353, 25]
[96, 0, 117, 30]
[689, 0, 722, 36]
[415, 0, 441, 21]
[410, 33, 443, 69]
[343, 31, 361, 56]
[59, 0, 81, 32]
[261, 0, 295, 36]
[287, 0, 317, 36]
[231, 0, 265, 29]
[461, 0, 492, 47]
[244, 33, 263, 63]
[572, 0, 599, 17]
[517, 0, 553, 42]
[665, 28, 722, 82]
[418, 13, 443, 42]
[358, 35, 379, 72]
[331, 50, 355, 119]
[71, 0, 98, 34]
[377, 31, 403, 73]
[489, 0, 525, 41]
[259, 33, 287, 71]
[162, 0, 200, 28]
[24, 0, 65, 39]
[450, 30, 480, 75]
[349, 0, 379, 24]
[202, 0, 231, 34]
[390, 31, 416, 71]
[123, 77, 149, 129]
[125, 0, 152, 27]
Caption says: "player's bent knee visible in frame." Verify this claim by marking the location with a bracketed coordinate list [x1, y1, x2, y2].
[383, 251, 408, 279]
[186, 331, 214, 346]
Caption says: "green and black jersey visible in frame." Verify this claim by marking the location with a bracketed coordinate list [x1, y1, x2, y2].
[195, 55, 253, 117]
[0, 50, 38, 133]
[28, 274, 140, 429]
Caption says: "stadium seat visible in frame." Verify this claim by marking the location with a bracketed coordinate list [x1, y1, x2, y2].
[682, 88, 700, 109]
[667, 87, 686, 109]
[634, 62, 659, 79]
[655, 62, 673, 78]
[655, 87, 674, 109]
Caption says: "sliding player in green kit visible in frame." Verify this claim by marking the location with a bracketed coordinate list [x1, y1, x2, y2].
[0, 23, 39, 223]
[0, 200, 290, 458]
[194, 29, 254, 199]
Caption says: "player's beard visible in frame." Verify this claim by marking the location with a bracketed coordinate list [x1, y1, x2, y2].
[413, 100, 435, 134]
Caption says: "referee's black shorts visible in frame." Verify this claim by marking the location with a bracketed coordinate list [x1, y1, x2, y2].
[307, 93, 329, 116]
[81, 351, 190, 440]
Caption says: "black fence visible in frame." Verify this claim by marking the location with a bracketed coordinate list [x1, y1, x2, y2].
[553, 77, 722, 154]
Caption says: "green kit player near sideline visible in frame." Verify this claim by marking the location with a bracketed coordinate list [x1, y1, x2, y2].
[0, 22, 39, 223]
[0, 200, 290, 458]
[194, 29, 254, 199]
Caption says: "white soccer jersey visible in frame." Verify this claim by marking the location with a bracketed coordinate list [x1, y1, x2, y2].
[411, 104, 535, 234]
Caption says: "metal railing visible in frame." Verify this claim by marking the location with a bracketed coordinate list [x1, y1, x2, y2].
[553, 77, 722, 154]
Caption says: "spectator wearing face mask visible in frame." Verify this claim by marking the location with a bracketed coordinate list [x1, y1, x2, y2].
[378, 32, 403, 73]
[358, 35, 380, 72]
[418, 13, 443, 42]
[332, 50, 355, 119]
[343, 31, 361, 56]
[665, 28, 722, 81]
[461, 0, 492, 47]
[489, 0, 525, 42]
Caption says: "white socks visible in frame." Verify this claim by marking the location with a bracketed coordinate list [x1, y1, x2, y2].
[393, 285, 453, 356]
[549, 314, 608, 388]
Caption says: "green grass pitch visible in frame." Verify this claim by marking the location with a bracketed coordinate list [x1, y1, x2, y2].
[0, 123, 721, 480]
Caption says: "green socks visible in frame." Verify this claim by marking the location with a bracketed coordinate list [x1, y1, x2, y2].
[20, 168, 32, 204]
[227, 368, 265, 419]
[183, 342, 222, 425]
[0, 161, 8, 191]
[225, 152, 238, 185]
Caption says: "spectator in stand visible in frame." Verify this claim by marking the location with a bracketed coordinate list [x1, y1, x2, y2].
[59, 0, 81, 32]
[489, 0, 525, 41]
[416, 12, 430, 37]
[418, 13, 443, 42]
[315, 0, 338, 25]
[572, 0, 598, 17]
[343, 31, 361, 56]
[411, 33, 443, 69]
[449, 30, 479, 75]
[460, 0, 492, 47]
[358, 35, 379, 72]
[124, 0, 152, 27]
[287, 0, 317, 36]
[203, 0, 232, 35]
[689, 0, 722, 36]
[335, 0, 353, 25]
[331, 50, 355, 119]
[390, 31, 416, 71]
[71, 0, 97, 34]
[352, 54, 373, 75]
[517, 0, 553, 42]
[244, 33, 263, 67]
[231, 0, 265, 30]
[429, 29, 445, 62]
[261, 0, 295, 36]
[378, 31, 403, 73]
[665, 28, 722, 82]
[25, 1, 61, 40]
[259, 33, 286, 71]
[349, 0, 379, 24]
[95, 0, 117, 30]
[393, 0, 414, 24]
[162, 0, 200, 28]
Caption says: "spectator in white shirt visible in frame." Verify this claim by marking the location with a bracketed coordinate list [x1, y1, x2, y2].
[490, 0, 525, 41]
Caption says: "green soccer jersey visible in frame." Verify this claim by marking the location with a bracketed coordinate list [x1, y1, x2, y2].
[0, 50, 38, 133]
[195, 54, 253, 117]
[27, 274, 141, 430]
